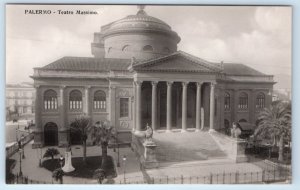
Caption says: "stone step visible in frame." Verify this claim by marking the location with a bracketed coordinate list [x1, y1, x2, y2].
[152, 131, 227, 163]
[158, 157, 234, 168]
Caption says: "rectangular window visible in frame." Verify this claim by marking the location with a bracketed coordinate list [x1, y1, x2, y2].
[120, 98, 129, 118]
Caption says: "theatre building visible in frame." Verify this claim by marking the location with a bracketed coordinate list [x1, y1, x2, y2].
[31, 7, 274, 148]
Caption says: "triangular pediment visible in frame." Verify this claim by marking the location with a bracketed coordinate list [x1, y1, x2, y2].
[132, 51, 222, 73]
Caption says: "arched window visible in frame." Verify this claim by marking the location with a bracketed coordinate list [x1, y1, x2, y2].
[122, 45, 130, 51]
[238, 92, 248, 109]
[94, 90, 106, 111]
[44, 90, 57, 110]
[163, 47, 170, 54]
[69, 90, 82, 110]
[256, 93, 265, 108]
[224, 92, 230, 110]
[142, 45, 153, 52]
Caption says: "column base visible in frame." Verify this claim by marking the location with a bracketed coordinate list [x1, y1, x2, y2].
[195, 129, 201, 132]
[209, 129, 216, 133]
[181, 129, 187, 133]
[165, 129, 172, 133]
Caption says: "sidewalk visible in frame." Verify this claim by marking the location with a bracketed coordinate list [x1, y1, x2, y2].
[10, 141, 144, 184]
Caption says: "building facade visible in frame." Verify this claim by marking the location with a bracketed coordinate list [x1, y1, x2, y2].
[32, 7, 274, 148]
[6, 82, 35, 120]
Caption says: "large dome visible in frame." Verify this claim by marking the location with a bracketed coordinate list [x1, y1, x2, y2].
[102, 9, 180, 43]
[91, 6, 181, 60]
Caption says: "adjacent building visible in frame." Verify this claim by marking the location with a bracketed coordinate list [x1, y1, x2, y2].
[31, 7, 275, 148]
[6, 82, 35, 120]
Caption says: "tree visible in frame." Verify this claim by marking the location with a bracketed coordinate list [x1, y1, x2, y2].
[93, 168, 106, 184]
[254, 101, 291, 162]
[52, 168, 64, 184]
[70, 115, 92, 164]
[91, 120, 116, 171]
[43, 148, 60, 160]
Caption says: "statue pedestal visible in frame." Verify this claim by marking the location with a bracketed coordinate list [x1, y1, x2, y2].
[62, 151, 75, 173]
[228, 138, 248, 163]
[141, 140, 158, 169]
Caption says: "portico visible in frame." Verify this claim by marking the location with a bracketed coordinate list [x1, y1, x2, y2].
[133, 80, 216, 133]
[130, 52, 220, 133]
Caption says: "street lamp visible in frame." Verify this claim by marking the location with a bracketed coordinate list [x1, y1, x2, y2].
[123, 155, 127, 184]
[39, 147, 43, 167]
[116, 132, 120, 167]
[21, 135, 25, 159]
[18, 148, 23, 176]
[59, 155, 64, 169]
[15, 128, 18, 142]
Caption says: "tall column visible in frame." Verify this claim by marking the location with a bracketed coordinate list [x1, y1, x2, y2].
[135, 81, 142, 134]
[109, 86, 116, 127]
[176, 88, 180, 128]
[132, 82, 136, 132]
[84, 86, 93, 146]
[59, 86, 66, 130]
[249, 89, 255, 124]
[33, 85, 42, 148]
[166, 81, 173, 132]
[84, 86, 91, 116]
[231, 89, 238, 124]
[59, 86, 68, 147]
[196, 82, 202, 131]
[181, 82, 189, 132]
[151, 82, 158, 131]
[209, 82, 216, 133]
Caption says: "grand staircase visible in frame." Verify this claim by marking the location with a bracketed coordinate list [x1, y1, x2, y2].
[153, 130, 227, 164]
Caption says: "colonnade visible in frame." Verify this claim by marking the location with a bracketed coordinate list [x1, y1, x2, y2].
[133, 81, 216, 133]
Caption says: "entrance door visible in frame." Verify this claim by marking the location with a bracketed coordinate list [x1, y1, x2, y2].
[70, 129, 82, 145]
[44, 122, 58, 146]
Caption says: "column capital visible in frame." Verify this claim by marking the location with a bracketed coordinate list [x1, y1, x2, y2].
[151, 81, 158, 86]
[135, 81, 143, 86]
[59, 85, 66, 90]
[210, 82, 216, 88]
[166, 81, 173, 86]
[34, 85, 40, 89]
[85, 85, 91, 90]
[182, 81, 189, 87]
[109, 86, 116, 90]
[196, 82, 203, 87]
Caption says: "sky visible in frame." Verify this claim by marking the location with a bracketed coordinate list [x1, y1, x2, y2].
[5, 5, 292, 89]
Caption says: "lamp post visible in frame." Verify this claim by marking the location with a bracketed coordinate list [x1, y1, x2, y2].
[59, 155, 64, 169]
[21, 135, 25, 159]
[15, 128, 18, 142]
[123, 155, 127, 184]
[59, 155, 64, 184]
[19, 148, 23, 176]
[39, 147, 43, 167]
[117, 132, 120, 167]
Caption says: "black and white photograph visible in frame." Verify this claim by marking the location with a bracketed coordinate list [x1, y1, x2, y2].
[5, 4, 292, 184]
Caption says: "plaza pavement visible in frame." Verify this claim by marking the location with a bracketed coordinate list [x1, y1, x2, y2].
[9, 130, 271, 184]
[10, 140, 144, 184]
